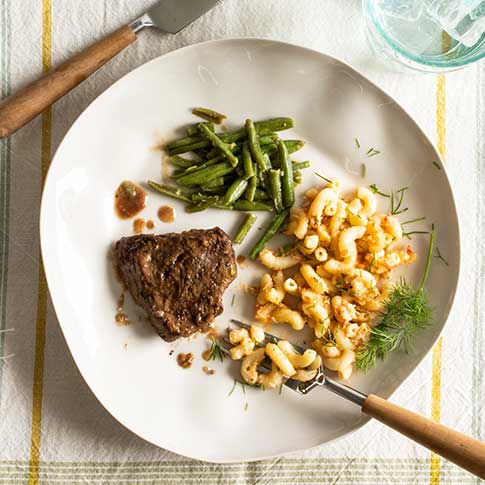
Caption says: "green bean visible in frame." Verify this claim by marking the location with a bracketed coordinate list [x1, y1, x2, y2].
[171, 164, 200, 179]
[294, 170, 302, 185]
[184, 150, 233, 176]
[147, 181, 193, 203]
[286, 140, 305, 154]
[263, 140, 305, 156]
[253, 188, 270, 201]
[254, 117, 293, 133]
[234, 213, 257, 244]
[198, 123, 239, 167]
[186, 122, 215, 136]
[201, 176, 225, 189]
[186, 196, 219, 213]
[177, 162, 235, 186]
[292, 160, 311, 170]
[246, 119, 270, 172]
[206, 147, 220, 159]
[213, 201, 271, 211]
[249, 209, 290, 259]
[225, 177, 249, 205]
[169, 155, 197, 169]
[201, 186, 227, 195]
[193, 148, 210, 159]
[269, 169, 284, 212]
[263, 153, 272, 170]
[167, 118, 294, 151]
[218, 118, 294, 144]
[192, 107, 227, 124]
[191, 193, 208, 202]
[234, 200, 273, 212]
[248, 134, 278, 146]
[168, 139, 210, 156]
[262, 143, 277, 154]
[242, 142, 255, 180]
[245, 176, 257, 202]
[278, 140, 294, 208]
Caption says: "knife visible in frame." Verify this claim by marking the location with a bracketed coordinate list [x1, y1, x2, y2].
[0, 0, 220, 139]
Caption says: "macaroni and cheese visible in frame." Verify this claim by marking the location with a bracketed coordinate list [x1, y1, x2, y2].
[229, 181, 416, 386]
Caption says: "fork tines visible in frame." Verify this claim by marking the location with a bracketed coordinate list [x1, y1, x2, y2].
[224, 319, 317, 394]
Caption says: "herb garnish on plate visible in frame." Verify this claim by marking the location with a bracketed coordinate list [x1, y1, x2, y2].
[356, 228, 435, 371]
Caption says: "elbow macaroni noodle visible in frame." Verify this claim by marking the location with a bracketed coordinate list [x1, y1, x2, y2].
[230, 182, 417, 386]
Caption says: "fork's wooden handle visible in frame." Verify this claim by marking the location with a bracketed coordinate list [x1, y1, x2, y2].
[363, 394, 485, 478]
[0, 25, 137, 139]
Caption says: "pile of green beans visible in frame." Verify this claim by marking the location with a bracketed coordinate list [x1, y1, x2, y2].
[147, 109, 311, 251]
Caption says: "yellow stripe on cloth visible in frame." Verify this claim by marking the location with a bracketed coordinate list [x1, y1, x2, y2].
[430, 73, 446, 485]
[28, 1, 52, 484]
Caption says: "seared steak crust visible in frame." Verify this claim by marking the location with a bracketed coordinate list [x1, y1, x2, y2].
[114, 228, 236, 341]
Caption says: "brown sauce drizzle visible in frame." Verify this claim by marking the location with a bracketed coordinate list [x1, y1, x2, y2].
[146, 220, 155, 230]
[115, 181, 147, 219]
[202, 366, 215, 375]
[202, 349, 211, 361]
[158, 205, 175, 223]
[177, 353, 194, 369]
[115, 292, 130, 326]
[236, 255, 247, 267]
[133, 218, 145, 234]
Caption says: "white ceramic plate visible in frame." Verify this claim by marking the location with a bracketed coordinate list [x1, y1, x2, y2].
[40, 38, 460, 462]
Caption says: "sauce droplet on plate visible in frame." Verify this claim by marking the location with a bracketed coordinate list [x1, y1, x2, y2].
[177, 352, 194, 369]
[146, 220, 155, 230]
[133, 218, 145, 234]
[115, 292, 130, 326]
[202, 349, 211, 361]
[158, 205, 175, 223]
[202, 366, 215, 375]
[114, 181, 146, 219]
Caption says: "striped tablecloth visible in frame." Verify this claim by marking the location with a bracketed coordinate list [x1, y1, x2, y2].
[0, 1, 483, 483]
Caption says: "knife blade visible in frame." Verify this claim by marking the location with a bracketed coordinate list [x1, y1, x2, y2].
[0, 0, 222, 139]
[142, 0, 221, 34]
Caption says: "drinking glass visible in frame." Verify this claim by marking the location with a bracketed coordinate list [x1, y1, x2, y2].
[363, 0, 485, 72]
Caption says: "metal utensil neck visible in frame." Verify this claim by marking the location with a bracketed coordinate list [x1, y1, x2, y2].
[323, 377, 367, 406]
[129, 14, 154, 34]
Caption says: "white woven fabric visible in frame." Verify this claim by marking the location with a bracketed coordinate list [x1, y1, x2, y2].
[0, 1, 482, 483]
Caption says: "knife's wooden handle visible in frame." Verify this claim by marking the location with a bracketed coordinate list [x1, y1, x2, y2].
[0, 25, 137, 139]
[363, 394, 485, 479]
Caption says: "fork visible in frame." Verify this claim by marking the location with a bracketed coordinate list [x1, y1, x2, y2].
[221, 320, 485, 479]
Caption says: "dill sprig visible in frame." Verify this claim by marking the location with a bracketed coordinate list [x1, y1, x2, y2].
[208, 337, 224, 362]
[322, 330, 337, 346]
[434, 247, 449, 266]
[403, 230, 429, 240]
[432, 161, 441, 170]
[401, 217, 426, 226]
[228, 379, 246, 396]
[314, 172, 332, 184]
[366, 147, 381, 158]
[369, 184, 390, 198]
[401, 217, 429, 239]
[356, 229, 435, 371]
[355, 138, 361, 149]
[390, 187, 409, 215]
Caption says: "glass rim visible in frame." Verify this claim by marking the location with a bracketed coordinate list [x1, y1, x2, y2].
[365, 0, 485, 69]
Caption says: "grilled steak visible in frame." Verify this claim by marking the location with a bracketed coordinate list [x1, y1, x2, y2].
[114, 228, 236, 342]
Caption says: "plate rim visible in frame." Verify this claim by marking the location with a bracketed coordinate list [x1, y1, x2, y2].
[39, 36, 461, 463]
